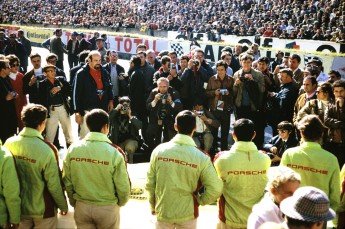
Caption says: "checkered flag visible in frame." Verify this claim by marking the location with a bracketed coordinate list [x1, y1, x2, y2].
[304, 55, 322, 65]
[170, 43, 184, 56]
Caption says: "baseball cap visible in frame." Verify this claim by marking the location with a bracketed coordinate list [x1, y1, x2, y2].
[72, 31, 79, 36]
[307, 57, 322, 65]
[96, 37, 104, 42]
[280, 186, 335, 222]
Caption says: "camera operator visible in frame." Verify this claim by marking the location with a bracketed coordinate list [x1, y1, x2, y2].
[180, 58, 209, 110]
[192, 101, 220, 154]
[233, 53, 265, 148]
[153, 55, 182, 92]
[146, 77, 183, 151]
[206, 60, 234, 151]
[109, 96, 142, 164]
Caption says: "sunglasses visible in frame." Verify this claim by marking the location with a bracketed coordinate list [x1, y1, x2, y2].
[277, 129, 288, 133]
[11, 63, 20, 67]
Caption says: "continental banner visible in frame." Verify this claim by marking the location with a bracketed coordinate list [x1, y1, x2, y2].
[25, 28, 53, 43]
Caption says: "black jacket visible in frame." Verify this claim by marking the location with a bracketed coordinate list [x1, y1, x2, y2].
[109, 109, 142, 144]
[67, 39, 80, 56]
[22, 69, 45, 104]
[38, 76, 72, 116]
[263, 134, 299, 166]
[72, 65, 114, 115]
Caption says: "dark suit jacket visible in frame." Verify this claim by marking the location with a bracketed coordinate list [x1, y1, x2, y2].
[293, 68, 304, 86]
[78, 39, 91, 52]
[103, 63, 128, 96]
[67, 39, 79, 56]
[50, 36, 67, 61]
[263, 134, 298, 166]
[23, 69, 45, 103]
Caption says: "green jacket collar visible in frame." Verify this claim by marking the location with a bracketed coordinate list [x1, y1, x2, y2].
[171, 134, 196, 147]
[19, 127, 44, 139]
[300, 141, 321, 148]
[230, 141, 258, 152]
[84, 132, 112, 143]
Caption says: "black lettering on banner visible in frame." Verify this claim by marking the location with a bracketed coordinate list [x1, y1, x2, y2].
[175, 35, 188, 40]
[195, 33, 204, 41]
[238, 39, 253, 46]
[218, 46, 225, 60]
[262, 38, 273, 48]
[266, 51, 273, 61]
[316, 45, 337, 53]
[204, 45, 215, 62]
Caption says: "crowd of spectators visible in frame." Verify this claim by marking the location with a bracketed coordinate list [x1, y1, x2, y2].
[1, 0, 345, 42]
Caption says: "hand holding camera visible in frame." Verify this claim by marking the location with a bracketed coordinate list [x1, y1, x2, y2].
[154, 93, 161, 102]
[29, 75, 37, 86]
[219, 89, 228, 95]
[50, 86, 61, 95]
[6, 91, 18, 101]
[118, 73, 127, 80]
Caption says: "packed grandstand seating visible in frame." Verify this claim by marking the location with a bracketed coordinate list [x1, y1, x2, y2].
[0, 0, 344, 42]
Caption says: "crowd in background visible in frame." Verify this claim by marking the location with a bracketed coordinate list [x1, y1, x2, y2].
[0, 0, 345, 42]
[0, 22, 345, 229]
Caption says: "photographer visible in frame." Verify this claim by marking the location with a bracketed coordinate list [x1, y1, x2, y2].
[109, 96, 142, 164]
[153, 55, 182, 91]
[146, 77, 183, 150]
[192, 101, 220, 153]
[180, 58, 209, 110]
[206, 60, 234, 151]
[233, 53, 265, 148]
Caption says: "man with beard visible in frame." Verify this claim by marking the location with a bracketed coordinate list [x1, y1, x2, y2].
[73, 51, 114, 139]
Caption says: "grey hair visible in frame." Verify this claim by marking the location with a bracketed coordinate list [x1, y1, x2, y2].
[267, 166, 301, 191]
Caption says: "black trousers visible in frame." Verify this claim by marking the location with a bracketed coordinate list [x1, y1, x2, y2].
[211, 110, 231, 151]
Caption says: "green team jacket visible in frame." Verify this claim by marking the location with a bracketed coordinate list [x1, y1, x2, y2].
[0, 142, 20, 225]
[281, 142, 340, 211]
[145, 134, 223, 223]
[214, 141, 271, 228]
[63, 132, 130, 207]
[4, 128, 68, 218]
[339, 165, 345, 212]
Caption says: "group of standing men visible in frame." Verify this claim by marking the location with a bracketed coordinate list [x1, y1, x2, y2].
[0, 27, 345, 229]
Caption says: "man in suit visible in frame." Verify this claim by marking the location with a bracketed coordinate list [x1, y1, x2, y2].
[23, 53, 44, 104]
[67, 31, 80, 69]
[88, 32, 100, 50]
[77, 33, 91, 53]
[17, 29, 31, 73]
[288, 54, 304, 88]
[103, 50, 127, 104]
[49, 29, 67, 70]
[146, 49, 161, 71]
[4, 33, 27, 74]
